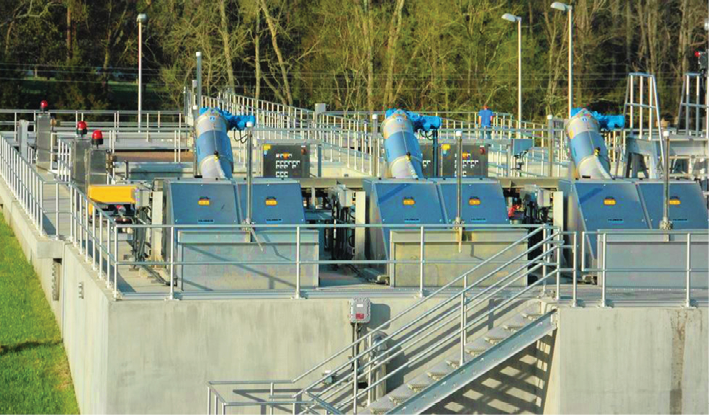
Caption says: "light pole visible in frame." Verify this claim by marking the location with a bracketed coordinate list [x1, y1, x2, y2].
[137, 13, 147, 132]
[502, 13, 522, 172]
[551, 2, 573, 118]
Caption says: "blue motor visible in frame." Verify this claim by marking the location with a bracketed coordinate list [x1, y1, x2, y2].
[195, 108, 256, 179]
[382, 109, 441, 179]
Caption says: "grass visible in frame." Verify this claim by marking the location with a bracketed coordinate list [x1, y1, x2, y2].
[0, 212, 79, 414]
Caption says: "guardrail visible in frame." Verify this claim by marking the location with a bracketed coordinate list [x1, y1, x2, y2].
[206, 226, 573, 414]
[0, 109, 184, 133]
[581, 229, 709, 308]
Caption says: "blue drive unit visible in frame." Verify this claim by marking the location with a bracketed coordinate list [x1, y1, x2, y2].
[235, 179, 305, 225]
[433, 178, 510, 225]
[635, 181, 709, 230]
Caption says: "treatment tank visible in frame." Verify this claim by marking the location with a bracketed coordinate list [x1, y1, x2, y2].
[566, 108, 612, 179]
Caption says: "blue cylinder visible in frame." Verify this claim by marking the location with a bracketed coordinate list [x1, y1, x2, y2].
[382, 111, 425, 178]
[566, 109, 612, 179]
[195, 109, 235, 179]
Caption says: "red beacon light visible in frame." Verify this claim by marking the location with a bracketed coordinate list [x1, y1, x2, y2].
[695, 51, 702, 58]
[91, 130, 104, 147]
[40, 100, 49, 112]
[76, 121, 88, 136]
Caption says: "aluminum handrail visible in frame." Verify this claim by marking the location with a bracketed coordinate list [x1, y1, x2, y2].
[208, 229, 570, 414]
[581, 229, 707, 308]
[204, 227, 552, 414]
[311, 234, 560, 409]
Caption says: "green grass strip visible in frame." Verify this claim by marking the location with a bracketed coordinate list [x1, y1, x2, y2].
[0, 212, 79, 414]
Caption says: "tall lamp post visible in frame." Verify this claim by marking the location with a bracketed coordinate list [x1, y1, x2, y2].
[137, 13, 148, 132]
[551, 2, 573, 118]
[502, 13, 522, 174]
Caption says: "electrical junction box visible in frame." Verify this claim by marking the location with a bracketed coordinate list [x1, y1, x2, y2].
[348, 298, 371, 324]
[420, 141, 489, 178]
[261, 143, 310, 178]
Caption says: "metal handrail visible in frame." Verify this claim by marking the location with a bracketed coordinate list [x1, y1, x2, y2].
[313, 235, 560, 411]
[581, 229, 708, 308]
[208, 228, 570, 414]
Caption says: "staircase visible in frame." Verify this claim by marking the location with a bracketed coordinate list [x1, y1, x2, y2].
[364, 304, 556, 414]
[207, 225, 566, 414]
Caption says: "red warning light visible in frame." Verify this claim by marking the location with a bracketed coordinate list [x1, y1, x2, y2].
[479, 146, 486, 155]
[696, 51, 702, 58]
[40, 100, 49, 111]
[77, 121, 88, 136]
[91, 130, 104, 147]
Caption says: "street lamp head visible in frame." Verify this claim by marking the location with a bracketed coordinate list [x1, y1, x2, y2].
[137, 13, 147, 24]
[551, 2, 571, 12]
[704, 18, 709, 32]
[501, 13, 521, 23]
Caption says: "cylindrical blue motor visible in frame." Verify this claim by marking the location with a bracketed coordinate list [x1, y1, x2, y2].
[382, 111, 424, 178]
[195, 109, 235, 179]
[566, 109, 612, 179]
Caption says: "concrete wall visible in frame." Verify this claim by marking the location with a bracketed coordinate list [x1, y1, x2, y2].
[547, 307, 708, 415]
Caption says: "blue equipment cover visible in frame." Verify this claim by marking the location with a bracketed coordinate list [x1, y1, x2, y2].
[571, 108, 625, 130]
[199, 107, 256, 131]
[385, 109, 441, 132]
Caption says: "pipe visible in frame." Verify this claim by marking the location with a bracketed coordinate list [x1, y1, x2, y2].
[566, 108, 612, 179]
[381, 109, 441, 179]
[194, 110, 233, 179]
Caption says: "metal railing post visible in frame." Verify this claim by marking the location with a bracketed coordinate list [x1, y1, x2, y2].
[459, 280, 466, 366]
[295, 226, 301, 299]
[572, 232, 578, 307]
[685, 232, 692, 308]
[170, 226, 175, 300]
[600, 233, 607, 308]
[92, 206, 97, 270]
[555, 230, 561, 301]
[419, 226, 425, 297]
[54, 182, 59, 238]
[113, 224, 118, 298]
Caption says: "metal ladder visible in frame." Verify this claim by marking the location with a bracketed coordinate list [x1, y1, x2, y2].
[207, 225, 568, 414]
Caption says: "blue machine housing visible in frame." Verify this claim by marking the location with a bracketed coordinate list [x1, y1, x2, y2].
[364, 178, 510, 260]
[235, 179, 306, 224]
[561, 179, 709, 257]
[432, 178, 511, 225]
[161, 178, 316, 291]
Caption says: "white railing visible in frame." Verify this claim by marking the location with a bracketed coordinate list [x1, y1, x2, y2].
[0, 109, 186, 133]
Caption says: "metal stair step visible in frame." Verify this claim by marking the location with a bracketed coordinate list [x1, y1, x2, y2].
[503, 314, 532, 331]
[464, 337, 492, 357]
[445, 355, 471, 369]
[521, 305, 543, 320]
[367, 397, 395, 414]
[426, 361, 454, 380]
[387, 384, 415, 405]
[484, 326, 513, 344]
[407, 373, 433, 392]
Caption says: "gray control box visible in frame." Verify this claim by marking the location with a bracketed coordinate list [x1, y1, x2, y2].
[348, 298, 371, 324]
